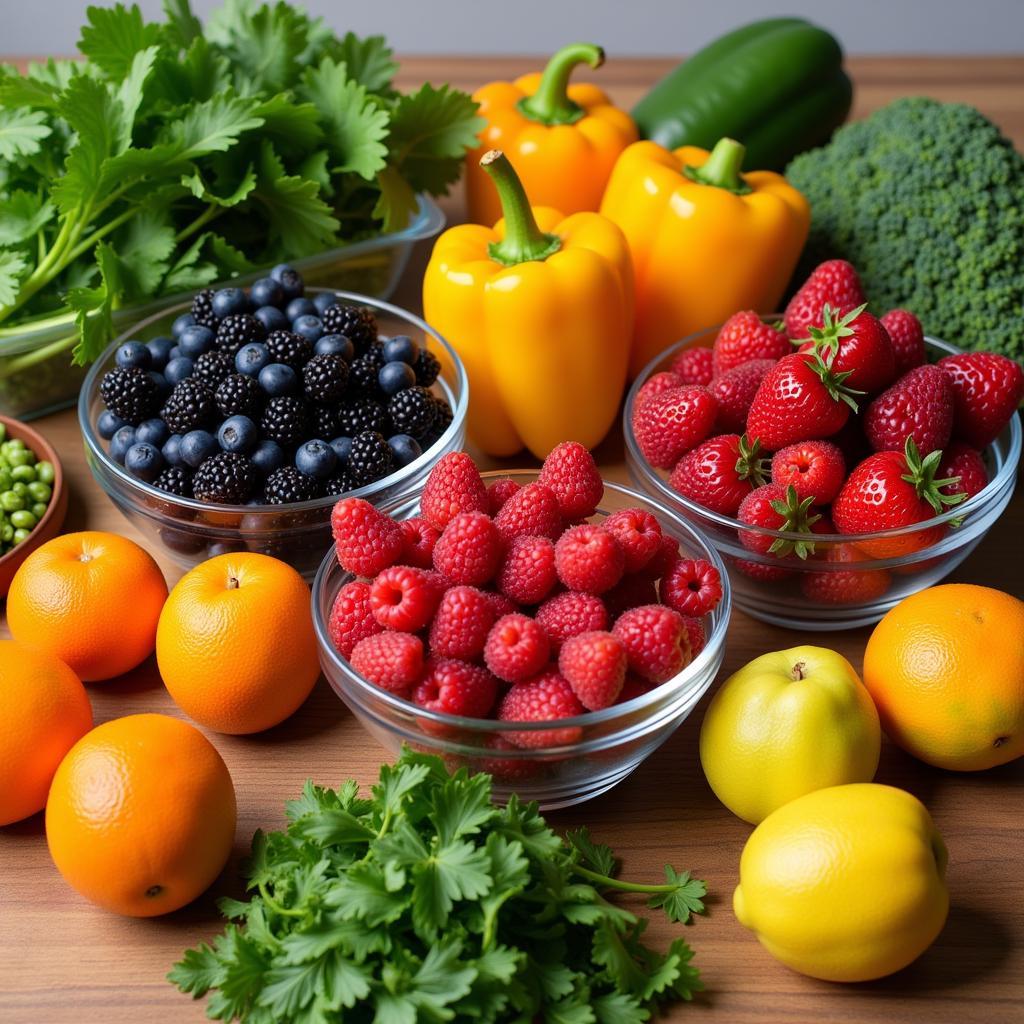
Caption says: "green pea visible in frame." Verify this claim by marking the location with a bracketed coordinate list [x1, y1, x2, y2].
[2, 438, 25, 452]
[12, 528, 30, 544]
[27, 481, 51, 503]
[11, 464, 36, 482]
[0, 491, 24, 512]
[10, 509, 36, 530]
[0, 423, 6, 443]
[11, 481, 27, 498]
[30, 502, 48, 519]
[36, 461, 55, 485]
[0, 469, 11, 491]
[1, 523, 12, 542]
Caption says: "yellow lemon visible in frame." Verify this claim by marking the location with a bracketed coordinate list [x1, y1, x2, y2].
[734, 783, 949, 982]
[699, 646, 880, 823]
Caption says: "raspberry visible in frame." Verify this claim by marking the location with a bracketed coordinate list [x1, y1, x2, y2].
[432, 511, 502, 586]
[497, 670, 585, 748]
[659, 558, 724, 617]
[350, 632, 424, 695]
[770, 440, 847, 505]
[328, 581, 382, 658]
[494, 482, 562, 541]
[420, 452, 488, 530]
[603, 573, 659, 621]
[613, 605, 691, 683]
[554, 524, 624, 594]
[558, 631, 627, 710]
[486, 478, 521, 516]
[483, 613, 550, 683]
[670, 346, 714, 386]
[331, 498, 405, 577]
[369, 565, 443, 632]
[602, 507, 662, 573]
[428, 586, 496, 661]
[477, 736, 542, 784]
[682, 616, 706, 658]
[617, 673, 655, 703]
[644, 534, 681, 579]
[538, 441, 604, 519]
[635, 370, 684, 409]
[534, 591, 608, 653]
[484, 591, 520, 618]
[412, 658, 498, 718]
[497, 535, 557, 605]
[399, 516, 440, 569]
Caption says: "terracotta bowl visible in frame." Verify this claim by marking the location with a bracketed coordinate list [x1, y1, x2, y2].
[0, 415, 68, 596]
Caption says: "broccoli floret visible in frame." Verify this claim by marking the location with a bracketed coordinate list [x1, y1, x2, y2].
[787, 97, 1024, 362]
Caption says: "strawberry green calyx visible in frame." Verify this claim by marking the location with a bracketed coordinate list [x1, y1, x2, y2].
[736, 434, 770, 487]
[899, 437, 968, 515]
[796, 302, 867, 356]
[767, 484, 821, 559]
[802, 349, 863, 412]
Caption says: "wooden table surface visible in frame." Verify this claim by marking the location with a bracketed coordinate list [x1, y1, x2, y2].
[1, 55, 1023, 1024]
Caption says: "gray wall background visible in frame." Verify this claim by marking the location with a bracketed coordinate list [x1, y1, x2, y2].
[5, 0, 1024, 55]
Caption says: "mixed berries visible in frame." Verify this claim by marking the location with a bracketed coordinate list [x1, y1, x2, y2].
[96, 265, 453, 506]
[326, 444, 724, 741]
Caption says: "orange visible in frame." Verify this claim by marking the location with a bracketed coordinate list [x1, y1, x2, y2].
[156, 553, 320, 734]
[0, 641, 93, 826]
[7, 531, 168, 682]
[45, 713, 236, 916]
[863, 584, 1024, 771]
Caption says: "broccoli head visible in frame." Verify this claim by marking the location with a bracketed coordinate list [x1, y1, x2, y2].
[787, 97, 1024, 362]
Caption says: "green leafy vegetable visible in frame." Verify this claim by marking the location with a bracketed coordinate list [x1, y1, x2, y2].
[169, 751, 708, 1022]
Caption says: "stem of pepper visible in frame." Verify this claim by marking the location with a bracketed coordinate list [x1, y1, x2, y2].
[518, 42, 604, 125]
[481, 150, 562, 266]
[683, 137, 753, 195]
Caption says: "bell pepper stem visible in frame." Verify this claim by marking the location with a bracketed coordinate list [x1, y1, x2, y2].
[684, 137, 753, 194]
[518, 42, 604, 125]
[481, 151, 561, 266]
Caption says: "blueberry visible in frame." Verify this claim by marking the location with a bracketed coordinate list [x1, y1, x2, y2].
[286, 297, 317, 322]
[180, 429, 218, 468]
[312, 292, 336, 316]
[125, 442, 164, 483]
[148, 371, 171, 401]
[110, 426, 137, 464]
[388, 433, 422, 467]
[217, 415, 258, 454]
[98, 410, 126, 440]
[171, 312, 196, 338]
[178, 324, 215, 358]
[168, 345, 182, 360]
[162, 434, 184, 467]
[250, 277, 284, 308]
[116, 340, 151, 369]
[258, 362, 298, 396]
[378, 361, 416, 396]
[295, 439, 338, 480]
[212, 287, 248, 318]
[315, 333, 354, 361]
[271, 264, 304, 301]
[235, 342, 271, 377]
[251, 439, 285, 477]
[329, 436, 352, 465]
[292, 314, 323, 344]
[164, 356, 195, 385]
[136, 418, 170, 448]
[146, 336, 175, 370]
[383, 335, 417, 365]
[254, 305, 289, 334]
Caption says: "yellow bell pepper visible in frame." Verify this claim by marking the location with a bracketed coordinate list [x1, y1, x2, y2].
[464, 43, 638, 227]
[424, 150, 633, 459]
[600, 137, 810, 377]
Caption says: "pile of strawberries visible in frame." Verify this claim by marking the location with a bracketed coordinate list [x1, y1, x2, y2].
[632, 260, 1024, 603]
[326, 444, 723, 740]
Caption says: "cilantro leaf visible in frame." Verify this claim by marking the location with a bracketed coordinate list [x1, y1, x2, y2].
[0, 107, 52, 162]
[161, 230, 217, 291]
[373, 166, 418, 232]
[68, 241, 123, 365]
[114, 206, 176, 298]
[166, 942, 223, 996]
[430, 769, 495, 845]
[162, 0, 203, 48]
[182, 164, 256, 207]
[78, 3, 162, 79]
[566, 826, 618, 877]
[593, 990, 650, 1023]
[333, 32, 397, 92]
[646, 866, 707, 924]
[324, 861, 408, 927]
[0, 250, 29, 306]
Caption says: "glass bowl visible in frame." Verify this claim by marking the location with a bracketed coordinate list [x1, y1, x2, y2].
[625, 325, 1021, 630]
[312, 470, 731, 810]
[78, 289, 467, 579]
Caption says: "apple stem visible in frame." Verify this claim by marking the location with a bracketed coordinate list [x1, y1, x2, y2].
[790, 662, 806, 680]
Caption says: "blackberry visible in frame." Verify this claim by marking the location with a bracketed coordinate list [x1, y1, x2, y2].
[420, 394, 454, 448]
[192, 452, 256, 504]
[321, 303, 377, 354]
[215, 314, 265, 357]
[192, 349, 234, 387]
[388, 386, 435, 437]
[215, 373, 263, 417]
[266, 330, 313, 369]
[260, 395, 311, 446]
[414, 348, 442, 387]
[153, 466, 193, 498]
[311, 402, 343, 439]
[323, 469, 356, 496]
[161, 378, 217, 434]
[99, 366, 160, 424]
[191, 288, 218, 328]
[347, 430, 394, 485]
[263, 465, 320, 504]
[348, 344, 386, 396]
[302, 352, 349, 402]
[336, 395, 389, 436]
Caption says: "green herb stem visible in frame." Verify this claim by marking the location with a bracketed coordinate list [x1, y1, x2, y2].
[175, 202, 224, 244]
[0, 332, 77, 379]
[63, 205, 139, 266]
[257, 882, 306, 919]
[573, 864, 680, 895]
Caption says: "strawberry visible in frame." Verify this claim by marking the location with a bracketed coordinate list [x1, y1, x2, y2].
[712, 311, 790, 377]
[710, 358, 776, 434]
[937, 442, 988, 501]
[796, 304, 896, 394]
[731, 555, 792, 584]
[831, 438, 967, 558]
[864, 364, 953, 454]
[670, 346, 714, 386]
[880, 309, 926, 376]
[631, 384, 718, 469]
[738, 483, 821, 560]
[799, 544, 892, 605]
[669, 433, 767, 516]
[770, 440, 845, 504]
[783, 259, 866, 338]
[635, 370, 684, 409]
[745, 351, 857, 451]
[938, 352, 1024, 448]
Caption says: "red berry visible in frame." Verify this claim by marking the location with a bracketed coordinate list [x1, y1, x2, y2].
[880, 309, 926, 376]
[635, 370, 684, 409]
[937, 442, 988, 501]
[631, 385, 719, 469]
[331, 497, 405, 577]
[712, 311, 789, 377]
[497, 534, 558, 605]
[796, 304, 896, 395]
[784, 259, 866, 338]
[554, 523, 625, 594]
[800, 544, 892, 605]
[476, 736, 542, 783]
[612, 604, 691, 683]
[350, 632, 424, 695]
[420, 452, 488, 530]
[681, 616, 706, 658]
[534, 591, 609, 652]
[497, 670, 584, 748]
[938, 352, 1024, 448]
[671, 346, 714, 385]
[484, 590, 520, 618]
[398, 516, 440, 570]
[538, 441, 604, 519]
[711, 358, 776, 433]
[617, 673, 654, 703]
[428, 585, 496, 661]
[328, 580, 382, 658]
[369, 565, 443, 632]
[669, 433, 768, 516]
[413, 658, 498, 718]
[770, 440, 846, 504]
[644, 533, 681, 579]
[494, 482, 562, 541]
[486, 477, 521, 516]
[659, 558, 723, 617]
[432, 511, 502, 586]
[602, 572, 659, 621]
[731, 555, 792, 584]
[738, 483, 821, 559]
[484, 613, 550, 683]
[558, 631, 627, 710]
[602, 507, 662, 573]
[864, 364, 954, 455]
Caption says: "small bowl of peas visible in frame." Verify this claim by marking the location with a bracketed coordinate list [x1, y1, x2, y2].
[0, 415, 67, 595]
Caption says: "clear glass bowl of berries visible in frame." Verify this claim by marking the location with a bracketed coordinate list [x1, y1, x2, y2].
[312, 447, 731, 810]
[78, 273, 467, 579]
[623, 305, 1022, 631]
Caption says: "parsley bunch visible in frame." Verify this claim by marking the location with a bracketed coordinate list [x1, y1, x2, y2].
[170, 751, 707, 1022]
[0, 0, 482, 370]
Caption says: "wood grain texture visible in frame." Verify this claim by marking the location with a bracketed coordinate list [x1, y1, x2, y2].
[1, 55, 1023, 1024]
